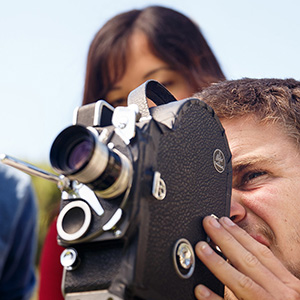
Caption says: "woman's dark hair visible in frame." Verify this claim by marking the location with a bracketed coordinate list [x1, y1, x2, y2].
[82, 5, 225, 105]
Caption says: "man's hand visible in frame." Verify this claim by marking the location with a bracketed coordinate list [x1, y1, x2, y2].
[194, 215, 300, 299]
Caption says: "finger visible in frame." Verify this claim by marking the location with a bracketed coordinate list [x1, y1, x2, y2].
[218, 216, 300, 290]
[202, 216, 287, 295]
[195, 241, 271, 300]
[194, 284, 223, 300]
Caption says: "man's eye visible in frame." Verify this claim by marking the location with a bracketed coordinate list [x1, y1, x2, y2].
[242, 171, 266, 185]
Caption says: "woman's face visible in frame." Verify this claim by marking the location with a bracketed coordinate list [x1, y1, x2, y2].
[105, 31, 194, 107]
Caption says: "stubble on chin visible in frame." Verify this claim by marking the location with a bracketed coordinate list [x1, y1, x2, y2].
[239, 222, 300, 279]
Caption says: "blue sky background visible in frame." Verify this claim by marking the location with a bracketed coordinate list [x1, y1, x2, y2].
[1, 0, 300, 164]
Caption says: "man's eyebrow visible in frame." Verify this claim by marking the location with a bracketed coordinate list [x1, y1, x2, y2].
[143, 66, 173, 79]
[232, 156, 275, 173]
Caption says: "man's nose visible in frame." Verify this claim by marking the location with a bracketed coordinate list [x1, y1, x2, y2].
[230, 188, 247, 223]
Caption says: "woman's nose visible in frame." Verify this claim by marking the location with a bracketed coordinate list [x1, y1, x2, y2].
[230, 189, 247, 223]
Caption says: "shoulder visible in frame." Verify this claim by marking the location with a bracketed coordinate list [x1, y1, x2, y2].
[0, 166, 37, 299]
[0, 164, 33, 202]
[0, 164, 36, 226]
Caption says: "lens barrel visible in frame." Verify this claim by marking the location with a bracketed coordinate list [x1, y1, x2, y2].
[50, 125, 132, 198]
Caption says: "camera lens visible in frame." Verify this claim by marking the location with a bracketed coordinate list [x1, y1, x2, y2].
[68, 140, 93, 170]
[50, 125, 132, 198]
[50, 125, 97, 175]
[62, 206, 85, 234]
[57, 200, 92, 242]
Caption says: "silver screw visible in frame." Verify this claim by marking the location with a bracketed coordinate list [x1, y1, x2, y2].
[60, 248, 80, 271]
[177, 242, 194, 269]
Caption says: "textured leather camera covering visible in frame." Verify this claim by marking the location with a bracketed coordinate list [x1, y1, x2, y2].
[129, 99, 232, 299]
[64, 241, 124, 293]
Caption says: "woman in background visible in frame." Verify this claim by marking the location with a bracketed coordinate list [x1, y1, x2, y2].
[39, 5, 225, 299]
[83, 5, 225, 107]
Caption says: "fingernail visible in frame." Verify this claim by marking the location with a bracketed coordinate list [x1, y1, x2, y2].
[210, 214, 219, 220]
[196, 284, 211, 298]
[209, 216, 221, 228]
[199, 242, 213, 255]
[222, 217, 235, 227]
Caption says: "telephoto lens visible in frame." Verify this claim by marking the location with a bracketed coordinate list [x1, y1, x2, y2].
[50, 125, 132, 199]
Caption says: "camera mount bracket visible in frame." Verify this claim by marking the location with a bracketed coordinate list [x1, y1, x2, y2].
[112, 104, 140, 145]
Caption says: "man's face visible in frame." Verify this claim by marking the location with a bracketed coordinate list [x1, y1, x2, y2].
[222, 115, 300, 278]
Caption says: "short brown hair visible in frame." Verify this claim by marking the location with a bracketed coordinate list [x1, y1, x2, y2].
[196, 78, 300, 145]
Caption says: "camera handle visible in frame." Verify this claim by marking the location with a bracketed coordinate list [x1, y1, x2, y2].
[127, 80, 177, 119]
[0, 153, 61, 183]
[0, 154, 104, 216]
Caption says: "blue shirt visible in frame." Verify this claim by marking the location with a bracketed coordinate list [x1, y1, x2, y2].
[0, 164, 37, 300]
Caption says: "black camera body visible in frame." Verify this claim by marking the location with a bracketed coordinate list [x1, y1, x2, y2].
[50, 81, 232, 300]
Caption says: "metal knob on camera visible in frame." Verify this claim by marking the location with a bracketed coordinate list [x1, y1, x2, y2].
[61, 248, 80, 271]
[173, 238, 195, 279]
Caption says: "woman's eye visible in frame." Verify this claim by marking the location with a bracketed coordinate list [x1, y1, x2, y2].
[110, 98, 127, 107]
[161, 81, 174, 88]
